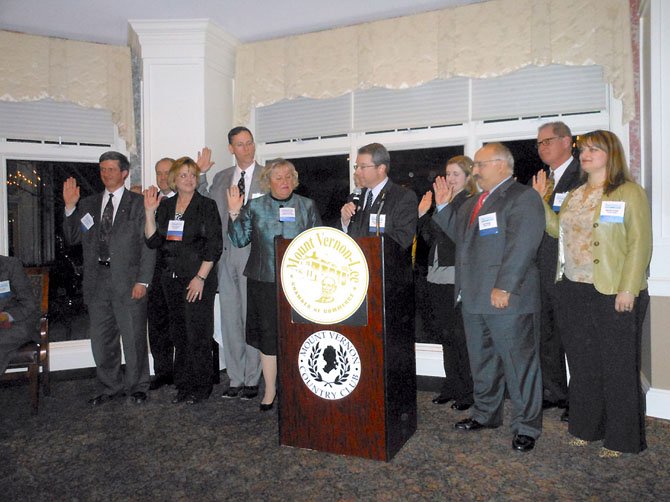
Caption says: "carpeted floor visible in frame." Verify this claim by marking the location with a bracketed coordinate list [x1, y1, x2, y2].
[1, 374, 669, 501]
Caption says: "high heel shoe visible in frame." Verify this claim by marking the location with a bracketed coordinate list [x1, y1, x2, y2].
[260, 396, 276, 412]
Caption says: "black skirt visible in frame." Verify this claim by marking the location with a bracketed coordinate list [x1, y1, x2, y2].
[246, 278, 278, 356]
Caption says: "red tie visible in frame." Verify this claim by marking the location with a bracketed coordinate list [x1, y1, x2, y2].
[469, 191, 489, 226]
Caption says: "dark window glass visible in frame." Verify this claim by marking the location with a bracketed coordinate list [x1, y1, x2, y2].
[288, 154, 350, 226]
[6, 159, 103, 341]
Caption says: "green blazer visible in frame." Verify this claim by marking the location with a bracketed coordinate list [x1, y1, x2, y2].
[544, 181, 652, 296]
[228, 192, 322, 283]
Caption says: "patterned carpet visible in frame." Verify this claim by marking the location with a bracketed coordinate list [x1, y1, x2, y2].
[1, 374, 669, 501]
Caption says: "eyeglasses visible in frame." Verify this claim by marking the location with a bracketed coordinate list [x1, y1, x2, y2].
[353, 163, 377, 171]
[535, 136, 564, 148]
[472, 159, 502, 169]
[232, 141, 254, 149]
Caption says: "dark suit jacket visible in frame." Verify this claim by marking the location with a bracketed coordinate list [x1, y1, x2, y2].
[418, 190, 469, 268]
[432, 178, 545, 314]
[63, 189, 156, 304]
[344, 179, 418, 250]
[145, 191, 223, 282]
[0, 256, 39, 343]
[535, 157, 582, 288]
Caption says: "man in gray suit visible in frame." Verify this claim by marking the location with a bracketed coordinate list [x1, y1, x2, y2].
[198, 127, 265, 399]
[432, 142, 545, 452]
[63, 151, 155, 405]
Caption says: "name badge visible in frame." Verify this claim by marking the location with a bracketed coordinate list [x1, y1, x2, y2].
[0, 280, 10, 298]
[167, 219, 185, 241]
[80, 213, 94, 232]
[368, 214, 386, 233]
[553, 192, 568, 212]
[279, 207, 296, 222]
[251, 192, 264, 200]
[600, 201, 625, 223]
[478, 212, 499, 236]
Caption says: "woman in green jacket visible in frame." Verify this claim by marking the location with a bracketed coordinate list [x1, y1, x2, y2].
[533, 130, 651, 457]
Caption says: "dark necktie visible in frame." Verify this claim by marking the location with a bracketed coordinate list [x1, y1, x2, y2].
[99, 193, 114, 260]
[238, 171, 246, 198]
[544, 171, 555, 203]
[469, 191, 489, 227]
[365, 190, 373, 210]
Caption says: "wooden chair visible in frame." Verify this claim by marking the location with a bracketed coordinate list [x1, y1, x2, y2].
[1, 266, 50, 414]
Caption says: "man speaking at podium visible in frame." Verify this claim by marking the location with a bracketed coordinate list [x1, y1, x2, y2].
[339, 142, 417, 250]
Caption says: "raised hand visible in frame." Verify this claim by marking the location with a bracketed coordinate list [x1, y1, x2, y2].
[418, 191, 433, 217]
[143, 186, 160, 213]
[63, 177, 80, 210]
[226, 185, 244, 214]
[532, 170, 548, 199]
[433, 176, 454, 206]
[196, 147, 214, 174]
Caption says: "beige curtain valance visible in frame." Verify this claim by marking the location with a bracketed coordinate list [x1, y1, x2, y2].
[235, 0, 634, 125]
[0, 30, 135, 152]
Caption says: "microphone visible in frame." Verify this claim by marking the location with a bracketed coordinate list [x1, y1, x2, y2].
[349, 187, 362, 222]
[375, 191, 386, 236]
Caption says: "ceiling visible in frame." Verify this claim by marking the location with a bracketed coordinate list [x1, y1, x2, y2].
[0, 0, 486, 46]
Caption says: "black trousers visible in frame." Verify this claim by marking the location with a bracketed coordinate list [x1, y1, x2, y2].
[160, 272, 216, 398]
[557, 278, 648, 453]
[427, 282, 473, 403]
[147, 271, 174, 379]
[538, 279, 568, 403]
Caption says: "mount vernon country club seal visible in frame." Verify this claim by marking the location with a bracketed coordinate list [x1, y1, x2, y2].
[280, 227, 368, 324]
[299, 330, 361, 400]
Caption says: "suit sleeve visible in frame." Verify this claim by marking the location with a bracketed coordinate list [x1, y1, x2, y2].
[494, 188, 545, 294]
[2, 258, 39, 324]
[228, 205, 253, 248]
[203, 199, 223, 263]
[62, 206, 84, 246]
[136, 202, 156, 284]
[308, 200, 323, 228]
[390, 189, 418, 249]
[618, 184, 652, 296]
[197, 173, 211, 198]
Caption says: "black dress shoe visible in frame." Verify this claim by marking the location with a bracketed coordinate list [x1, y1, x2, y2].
[222, 386, 242, 399]
[240, 386, 259, 400]
[454, 418, 499, 431]
[512, 434, 536, 452]
[185, 394, 201, 405]
[88, 392, 124, 406]
[432, 395, 454, 405]
[171, 391, 188, 404]
[451, 401, 473, 411]
[130, 391, 147, 404]
[560, 407, 569, 422]
[542, 399, 559, 410]
[149, 375, 174, 391]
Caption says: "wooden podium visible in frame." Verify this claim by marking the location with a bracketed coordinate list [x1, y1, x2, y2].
[275, 235, 417, 461]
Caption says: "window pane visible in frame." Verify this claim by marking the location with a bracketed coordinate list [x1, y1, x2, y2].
[7, 159, 103, 342]
[288, 154, 350, 226]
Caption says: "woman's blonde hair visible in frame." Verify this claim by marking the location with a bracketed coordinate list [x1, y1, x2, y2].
[259, 158, 299, 193]
[168, 157, 200, 191]
[446, 155, 477, 195]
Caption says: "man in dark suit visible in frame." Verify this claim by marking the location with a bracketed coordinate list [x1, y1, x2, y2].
[534, 121, 582, 422]
[197, 127, 266, 400]
[340, 142, 417, 250]
[0, 255, 39, 375]
[63, 151, 155, 405]
[432, 142, 545, 452]
[147, 157, 176, 390]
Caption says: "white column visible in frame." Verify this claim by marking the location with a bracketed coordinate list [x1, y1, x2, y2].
[128, 19, 238, 188]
